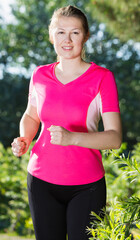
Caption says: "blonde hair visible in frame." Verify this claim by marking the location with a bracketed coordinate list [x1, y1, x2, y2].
[48, 5, 89, 60]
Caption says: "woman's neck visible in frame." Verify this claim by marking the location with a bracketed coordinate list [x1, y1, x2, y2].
[57, 57, 86, 75]
[54, 57, 91, 84]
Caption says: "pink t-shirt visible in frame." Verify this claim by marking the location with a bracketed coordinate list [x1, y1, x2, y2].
[27, 62, 120, 185]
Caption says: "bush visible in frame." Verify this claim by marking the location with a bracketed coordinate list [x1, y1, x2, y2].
[0, 142, 34, 236]
[0, 142, 140, 238]
[87, 143, 140, 239]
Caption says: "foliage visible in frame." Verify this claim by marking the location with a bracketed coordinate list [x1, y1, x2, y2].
[0, 73, 29, 147]
[87, 0, 140, 42]
[87, 201, 132, 240]
[0, 142, 140, 238]
[0, 142, 34, 236]
[87, 143, 140, 239]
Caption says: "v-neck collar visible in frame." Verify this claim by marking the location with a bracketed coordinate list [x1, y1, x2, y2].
[52, 62, 94, 87]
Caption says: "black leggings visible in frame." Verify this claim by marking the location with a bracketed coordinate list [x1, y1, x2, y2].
[27, 173, 106, 240]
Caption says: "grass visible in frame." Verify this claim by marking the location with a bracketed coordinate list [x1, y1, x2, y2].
[0, 234, 35, 240]
[0, 229, 140, 240]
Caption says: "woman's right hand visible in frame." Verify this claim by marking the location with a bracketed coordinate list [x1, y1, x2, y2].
[11, 137, 30, 157]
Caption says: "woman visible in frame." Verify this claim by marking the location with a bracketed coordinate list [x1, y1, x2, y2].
[11, 5, 122, 240]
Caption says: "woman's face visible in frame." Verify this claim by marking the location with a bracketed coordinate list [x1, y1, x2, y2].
[51, 16, 88, 60]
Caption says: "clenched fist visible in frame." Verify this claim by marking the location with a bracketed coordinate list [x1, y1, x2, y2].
[47, 125, 74, 146]
[11, 137, 30, 157]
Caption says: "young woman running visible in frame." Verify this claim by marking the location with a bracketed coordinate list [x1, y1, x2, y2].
[11, 5, 122, 240]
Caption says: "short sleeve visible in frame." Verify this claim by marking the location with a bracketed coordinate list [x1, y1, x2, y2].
[28, 71, 37, 107]
[99, 70, 120, 114]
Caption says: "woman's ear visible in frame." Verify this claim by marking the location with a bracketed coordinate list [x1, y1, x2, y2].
[49, 34, 54, 44]
[49, 28, 54, 44]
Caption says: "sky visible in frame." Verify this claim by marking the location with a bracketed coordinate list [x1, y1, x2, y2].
[0, 0, 15, 23]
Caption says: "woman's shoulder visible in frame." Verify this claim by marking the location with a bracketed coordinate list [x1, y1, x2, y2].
[31, 62, 57, 84]
[33, 62, 56, 75]
[91, 62, 112, 74]
[87, 62, 113, 83]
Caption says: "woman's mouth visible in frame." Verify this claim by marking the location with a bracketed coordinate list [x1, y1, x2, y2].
[62, 46, 73, 50]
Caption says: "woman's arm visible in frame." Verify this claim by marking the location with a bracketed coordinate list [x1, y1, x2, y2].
[48, 112, 122, 150]
[20, 103, 40, 142]
[71, 112, 122, 149]
[11, 104, 40, 156]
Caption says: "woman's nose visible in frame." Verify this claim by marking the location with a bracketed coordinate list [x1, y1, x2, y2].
[64, 33, 72, 42]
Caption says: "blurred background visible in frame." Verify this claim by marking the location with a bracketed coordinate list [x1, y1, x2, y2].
[0, 0, 140, 239]
[0, 0, 140, 148]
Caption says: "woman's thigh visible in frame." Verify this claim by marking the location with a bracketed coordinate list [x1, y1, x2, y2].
[27, 173, 67, 240]
[67, 177, 106, 240]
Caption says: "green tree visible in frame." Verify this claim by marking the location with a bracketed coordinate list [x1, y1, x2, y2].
[87, 0, 140, 42]
[0, 73, 28, 146]
[0, 0, 140, 147]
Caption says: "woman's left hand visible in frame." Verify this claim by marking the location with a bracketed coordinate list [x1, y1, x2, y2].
[47, 125, 74, 146]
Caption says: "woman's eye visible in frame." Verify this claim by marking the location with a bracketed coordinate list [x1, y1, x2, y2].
[58, 31, 64, 34]
[73, 32, 79, 34]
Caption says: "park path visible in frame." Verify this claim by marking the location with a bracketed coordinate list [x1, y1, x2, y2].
[0, 235, 35, 240]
